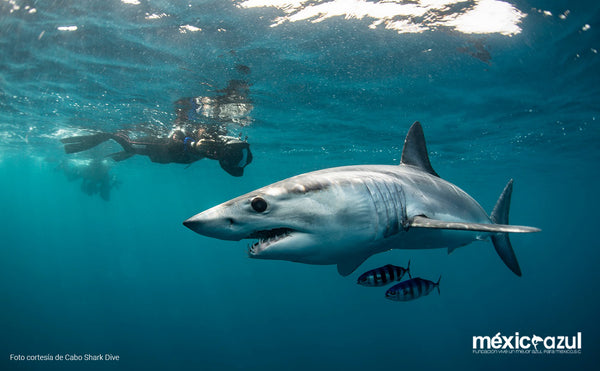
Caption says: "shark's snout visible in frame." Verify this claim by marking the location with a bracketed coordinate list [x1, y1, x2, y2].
[182, 217, 200, 232]
[183, 211, 243, 241]
[183, 215, 207, 235]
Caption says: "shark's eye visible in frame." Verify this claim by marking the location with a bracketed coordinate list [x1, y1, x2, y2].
[251, 197, 268, 213]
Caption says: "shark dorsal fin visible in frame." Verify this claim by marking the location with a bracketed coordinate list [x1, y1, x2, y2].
[400, 122, 439, 177]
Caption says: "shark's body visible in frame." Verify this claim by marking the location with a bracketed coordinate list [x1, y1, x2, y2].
[184, 122, 540, 276]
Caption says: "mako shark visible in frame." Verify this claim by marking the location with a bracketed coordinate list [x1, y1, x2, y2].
[184, 122, 540, 276]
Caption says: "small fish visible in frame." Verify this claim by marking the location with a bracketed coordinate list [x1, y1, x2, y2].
[357, 262, 411, 287]
[385, 276, 441, 302]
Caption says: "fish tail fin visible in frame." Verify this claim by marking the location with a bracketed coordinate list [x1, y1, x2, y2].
[436, 275, 441, 295]
[490, 179, 522, 277]
[407, 259, 412, 279]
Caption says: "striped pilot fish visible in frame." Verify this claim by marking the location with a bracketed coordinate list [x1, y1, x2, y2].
[385, 276, 441, 302]
[357, 262, 411, 287]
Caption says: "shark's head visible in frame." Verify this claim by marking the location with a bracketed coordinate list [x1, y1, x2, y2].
[183, 170, 377, 265]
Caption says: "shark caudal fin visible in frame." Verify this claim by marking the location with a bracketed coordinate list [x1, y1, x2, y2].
[407, 178, 540, 276]
[490, 179, 522, 276]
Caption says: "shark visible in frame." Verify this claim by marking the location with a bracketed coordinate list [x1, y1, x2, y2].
[184, 122, 540, 276]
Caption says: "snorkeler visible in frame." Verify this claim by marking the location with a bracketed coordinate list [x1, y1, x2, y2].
[61, 79, 254, 177]
[61, 125, 252, 177]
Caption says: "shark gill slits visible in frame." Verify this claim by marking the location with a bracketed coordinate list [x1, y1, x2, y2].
[251, 197, 268, 213]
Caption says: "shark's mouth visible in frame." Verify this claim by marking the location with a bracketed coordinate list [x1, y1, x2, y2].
[247, 228, 295, 256]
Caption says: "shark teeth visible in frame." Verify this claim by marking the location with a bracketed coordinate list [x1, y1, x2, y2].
[248, 228, 293, 255]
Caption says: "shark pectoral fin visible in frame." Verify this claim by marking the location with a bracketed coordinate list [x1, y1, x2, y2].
[409, 215, 541, 233]
[337, 255, 369, 277]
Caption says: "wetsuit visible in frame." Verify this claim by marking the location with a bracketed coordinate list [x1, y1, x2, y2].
[108, 132, 201, 164]
[61, 131, 253, 176]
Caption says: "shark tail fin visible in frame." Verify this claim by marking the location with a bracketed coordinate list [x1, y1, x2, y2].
[406, 259, 412, 279]
[435, 275, 441, 295]
[490, 179, 522, 277]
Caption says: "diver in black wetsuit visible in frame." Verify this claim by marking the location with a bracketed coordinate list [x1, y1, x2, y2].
[61, 127, 252, 177]
[61, 81, 254, 177]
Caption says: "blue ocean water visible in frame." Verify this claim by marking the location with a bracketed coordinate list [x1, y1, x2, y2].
[1, 0, 599, 370]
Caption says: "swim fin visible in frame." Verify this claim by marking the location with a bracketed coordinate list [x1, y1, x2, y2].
[107, 151, 134, 162]
[61, 133, 113, 154]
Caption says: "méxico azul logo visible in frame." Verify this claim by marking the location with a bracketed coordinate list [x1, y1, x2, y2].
[473, 332, 582, 354]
